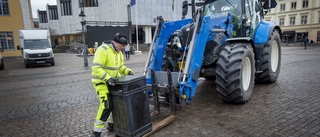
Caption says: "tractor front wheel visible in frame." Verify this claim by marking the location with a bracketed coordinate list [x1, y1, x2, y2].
[215, 43, 255, 104]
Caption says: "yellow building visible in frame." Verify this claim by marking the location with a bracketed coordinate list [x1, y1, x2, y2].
[0, 0, 34, 57]
[265, 0, 320, 43]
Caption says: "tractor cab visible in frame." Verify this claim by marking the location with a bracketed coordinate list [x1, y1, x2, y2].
[182, 0, 276, 38]
[202, 0, 264, 38]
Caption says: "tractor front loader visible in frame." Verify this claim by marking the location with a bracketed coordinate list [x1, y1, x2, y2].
[143, 0, 282, 136]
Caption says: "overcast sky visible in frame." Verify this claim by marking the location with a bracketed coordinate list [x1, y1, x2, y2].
[30, 0, 57, 18]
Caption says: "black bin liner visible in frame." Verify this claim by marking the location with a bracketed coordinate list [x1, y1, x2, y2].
[110, 75, 152, 137]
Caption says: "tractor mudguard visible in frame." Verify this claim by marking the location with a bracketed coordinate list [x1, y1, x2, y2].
[224, 37, 255, 51]
[253, 21, 282, 46]
[252, 21, 282, 72]
[225, 38, 254, 46]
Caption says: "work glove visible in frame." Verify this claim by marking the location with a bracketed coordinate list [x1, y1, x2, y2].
[107, 78, 117, 86]
[128, 71, 134, 75]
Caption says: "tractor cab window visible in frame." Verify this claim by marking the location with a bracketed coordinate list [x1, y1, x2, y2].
[245, 0, 262, 37]
[204, 0, 242, 16]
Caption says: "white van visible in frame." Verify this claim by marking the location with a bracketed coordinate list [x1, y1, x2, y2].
[18, 30, 55, 68]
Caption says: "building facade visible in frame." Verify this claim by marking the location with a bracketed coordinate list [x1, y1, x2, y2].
[37, 0, 186, 47]
[0, 0, 34, 57]
[265, 0, 320, 43]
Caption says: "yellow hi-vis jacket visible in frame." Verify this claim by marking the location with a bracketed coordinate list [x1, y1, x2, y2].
[91, 43, 132, 85]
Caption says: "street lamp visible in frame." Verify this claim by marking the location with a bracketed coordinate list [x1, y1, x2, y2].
[79, 0, 88, 67]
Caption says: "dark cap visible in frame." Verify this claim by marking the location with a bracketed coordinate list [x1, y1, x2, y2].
[113, 33, 128, 45]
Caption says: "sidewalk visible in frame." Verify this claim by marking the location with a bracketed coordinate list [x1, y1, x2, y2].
[282, 42, 319, 47]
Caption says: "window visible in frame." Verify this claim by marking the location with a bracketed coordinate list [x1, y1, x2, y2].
[61, 0, 72, 16]
[38, 11, 48, 23]
[302, 0, 308, 8]
[0, 0, 9, 15]
[279, 18, 284, 26]
[33, 21, 39, 28]
[280, 4, 285, 11]
[301, 15, 307, 24]
[317, 31, 320, 42]
[291, 2, 296, 10]
[296, 32, 308, 42]
[81, 0, 98, 7]
[0, 32, 14, 50]
[48, 6, 58, 20]
[290, 17, 295, 25]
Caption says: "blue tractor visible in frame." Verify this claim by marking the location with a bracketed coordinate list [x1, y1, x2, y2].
[144, 0, 281, 112]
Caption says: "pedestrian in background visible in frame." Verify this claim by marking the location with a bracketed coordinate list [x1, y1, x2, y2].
[304, 37, 309, 49]
[91, 33, 134, 137]
[124, 44, 131, 60]
[94, 42, 98, 53]
[310, 40, 314, 46]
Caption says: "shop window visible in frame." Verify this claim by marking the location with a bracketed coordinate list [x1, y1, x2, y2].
[296, 32, 308, 42]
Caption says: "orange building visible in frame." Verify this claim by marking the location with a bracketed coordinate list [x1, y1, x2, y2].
[0, 0, 34, 57]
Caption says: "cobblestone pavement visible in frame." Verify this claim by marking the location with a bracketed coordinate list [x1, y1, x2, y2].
[0, 45, 320, 137]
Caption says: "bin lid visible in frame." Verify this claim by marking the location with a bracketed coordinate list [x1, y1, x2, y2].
[115, 75, 145, 84]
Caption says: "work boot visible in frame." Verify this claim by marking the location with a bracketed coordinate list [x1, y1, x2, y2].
[106, 123, 114, 132]
[90, 131, 101, 137]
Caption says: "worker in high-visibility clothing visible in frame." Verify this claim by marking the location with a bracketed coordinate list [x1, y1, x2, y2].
[91, 32, 133, 137]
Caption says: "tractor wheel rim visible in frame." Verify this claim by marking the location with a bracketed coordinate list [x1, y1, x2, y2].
[271, 40, 279, 72]
[242, 57, 251, 91]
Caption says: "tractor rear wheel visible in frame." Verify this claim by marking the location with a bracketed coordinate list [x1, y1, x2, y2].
[255, 29, 281, 83]
[215, 43, 255, 103]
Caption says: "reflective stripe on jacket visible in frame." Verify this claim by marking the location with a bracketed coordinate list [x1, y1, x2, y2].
[91, 43, 132, 84]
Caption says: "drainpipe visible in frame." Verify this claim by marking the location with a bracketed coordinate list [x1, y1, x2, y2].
[308, 6, 313, 40]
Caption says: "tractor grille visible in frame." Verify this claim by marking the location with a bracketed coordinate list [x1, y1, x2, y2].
[29, 53, 50, 58]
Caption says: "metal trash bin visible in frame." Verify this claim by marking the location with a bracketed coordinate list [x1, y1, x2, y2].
[109, 75, 152, 137]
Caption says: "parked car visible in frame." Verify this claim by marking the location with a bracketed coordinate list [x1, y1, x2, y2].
[0, 53, 4, 70]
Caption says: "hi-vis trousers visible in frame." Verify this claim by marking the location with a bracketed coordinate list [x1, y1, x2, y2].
[93, 83, 113, 132]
